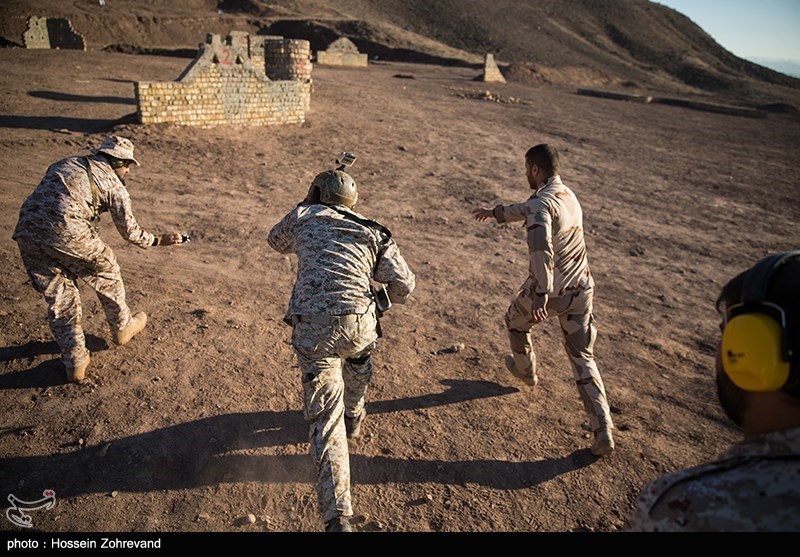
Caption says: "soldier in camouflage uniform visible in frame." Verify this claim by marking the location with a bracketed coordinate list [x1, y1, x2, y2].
[268, 166, 415, 533]
[473, 144, 614, 456]
[626, 253, 800, 531]
[12, 136, 189, 383]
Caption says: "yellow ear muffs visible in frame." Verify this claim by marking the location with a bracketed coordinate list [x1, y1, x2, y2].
[721, 312, 790, 392]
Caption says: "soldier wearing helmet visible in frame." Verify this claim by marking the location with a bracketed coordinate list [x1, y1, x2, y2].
[268, 154, 415, 532]
[12, 135, 190, 383]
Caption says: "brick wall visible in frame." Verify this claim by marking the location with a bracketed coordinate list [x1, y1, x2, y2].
[316, 37, 368, 67]
[317, 51, 368, 67]
[23, 16, 86, 50]
[135, 33, 312, 127]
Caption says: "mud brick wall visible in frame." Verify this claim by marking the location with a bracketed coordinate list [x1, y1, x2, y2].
[480, 53, 506, 83]
[23, 16, 86, 50]
[316, 37, 368, 67]
[135, 33, 312, 127]
[317, 51, 368, 67]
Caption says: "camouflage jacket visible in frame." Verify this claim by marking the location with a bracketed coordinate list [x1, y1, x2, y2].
[493, 175, 594, 297]
[13, 155, 155, 253]
[625, 426, 800, 531]
[268, 203, 416, 316]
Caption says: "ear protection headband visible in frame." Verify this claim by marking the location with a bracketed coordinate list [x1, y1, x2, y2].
[721, 251, 800, 391]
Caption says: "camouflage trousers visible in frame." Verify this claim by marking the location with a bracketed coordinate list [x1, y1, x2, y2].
[505, 286, 613, 432]
[16, 239, 133, 369]
[292, 310, 378, 523]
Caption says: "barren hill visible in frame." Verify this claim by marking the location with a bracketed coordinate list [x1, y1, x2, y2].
[2, 0, 799, 106]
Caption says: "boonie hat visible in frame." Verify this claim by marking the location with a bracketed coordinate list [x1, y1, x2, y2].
[92, 135, 140, 166]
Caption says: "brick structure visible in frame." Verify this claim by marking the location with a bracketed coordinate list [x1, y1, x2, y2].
[23, 16, 86, 50]
[316, 37, 368, 67]
[135, 33, 312, 127]
[479, 53, 506, 83]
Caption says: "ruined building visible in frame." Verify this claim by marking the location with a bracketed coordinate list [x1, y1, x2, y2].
[135, 32, 312, 127]
[316, 37, 368, 67]
[23, 16, 86, 50]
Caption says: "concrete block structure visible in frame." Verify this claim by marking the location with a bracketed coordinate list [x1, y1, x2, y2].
[479, 53, 506, 83]
[135, 32, 312, 127]
[23, 16, 86, 50]
[316, 37, 368, 67]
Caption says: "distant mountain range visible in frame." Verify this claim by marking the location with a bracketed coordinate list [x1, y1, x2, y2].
[750, 58, 800, 79]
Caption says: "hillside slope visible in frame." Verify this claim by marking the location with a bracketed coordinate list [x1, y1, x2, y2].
[1, 0, 799, 105]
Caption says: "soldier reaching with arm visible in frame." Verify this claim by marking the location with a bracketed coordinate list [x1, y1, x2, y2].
[268, 153, 415, 532]
[473, 143, 615, 456]
[12, 135, 189, 383]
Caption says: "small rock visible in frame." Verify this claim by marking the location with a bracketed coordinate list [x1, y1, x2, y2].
[110, 491, 118, 498]
[197, 513, 210, 521]
[97, 442, 111, 457]
[436, 343, 465, 355]
[246, 513, 256, 524]
[398, 145, 408, 151]
[425, 493, 434, 502]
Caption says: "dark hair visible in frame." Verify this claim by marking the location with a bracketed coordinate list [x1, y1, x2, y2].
[525, 144, 560, 176]
[717, 255, 800, 399]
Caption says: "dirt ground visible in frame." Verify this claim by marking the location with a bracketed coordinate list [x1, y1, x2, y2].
[0, 46, 798, 535]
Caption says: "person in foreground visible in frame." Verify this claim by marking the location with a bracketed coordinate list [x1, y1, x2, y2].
[268, 153, 416, 532]
[625, 251, 800, 531]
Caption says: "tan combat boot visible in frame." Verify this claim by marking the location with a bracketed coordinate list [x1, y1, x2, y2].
[591, 429, 615, 456]
[113, 311, 147, 346]
[66, 357, 90, 383]
[345, 409, 366, 439]
[504, 355, 538, 387]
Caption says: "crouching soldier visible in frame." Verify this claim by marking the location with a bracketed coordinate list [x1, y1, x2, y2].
[12, 135, 189, 383]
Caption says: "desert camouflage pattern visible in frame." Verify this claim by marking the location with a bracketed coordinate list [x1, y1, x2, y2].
[496, 175, 612, 432]
[625, 427, 800, 531]
[269, 202, 415, 523]
[293, 311, 378, 521]
[12, 154, 154, 368]
[505, 285, 613, 432]
[15, 239, 131, 368]
[493, 175, 594, 297]
[268, 203, 415, 316]
[13, 155, 155, 250]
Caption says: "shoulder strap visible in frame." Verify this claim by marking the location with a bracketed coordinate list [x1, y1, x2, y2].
[83, 156, 102, 231]
[325, 205, 393, 271]
[325, 205, 392, 243]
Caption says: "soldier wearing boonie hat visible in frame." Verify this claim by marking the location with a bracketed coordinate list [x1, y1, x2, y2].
[12, 135, 190, 383]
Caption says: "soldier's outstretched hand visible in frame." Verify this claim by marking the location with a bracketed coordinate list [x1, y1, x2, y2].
[157, 232, 190, 246]
[472, 208, 494, 222]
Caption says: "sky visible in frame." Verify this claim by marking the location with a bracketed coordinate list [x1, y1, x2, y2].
[655, 0, 800, 72]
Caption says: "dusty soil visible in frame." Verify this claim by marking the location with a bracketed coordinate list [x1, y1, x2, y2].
[0, 44, 798, 535]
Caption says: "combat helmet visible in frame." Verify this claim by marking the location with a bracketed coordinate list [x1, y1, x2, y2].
[312, 169, 358, 209]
